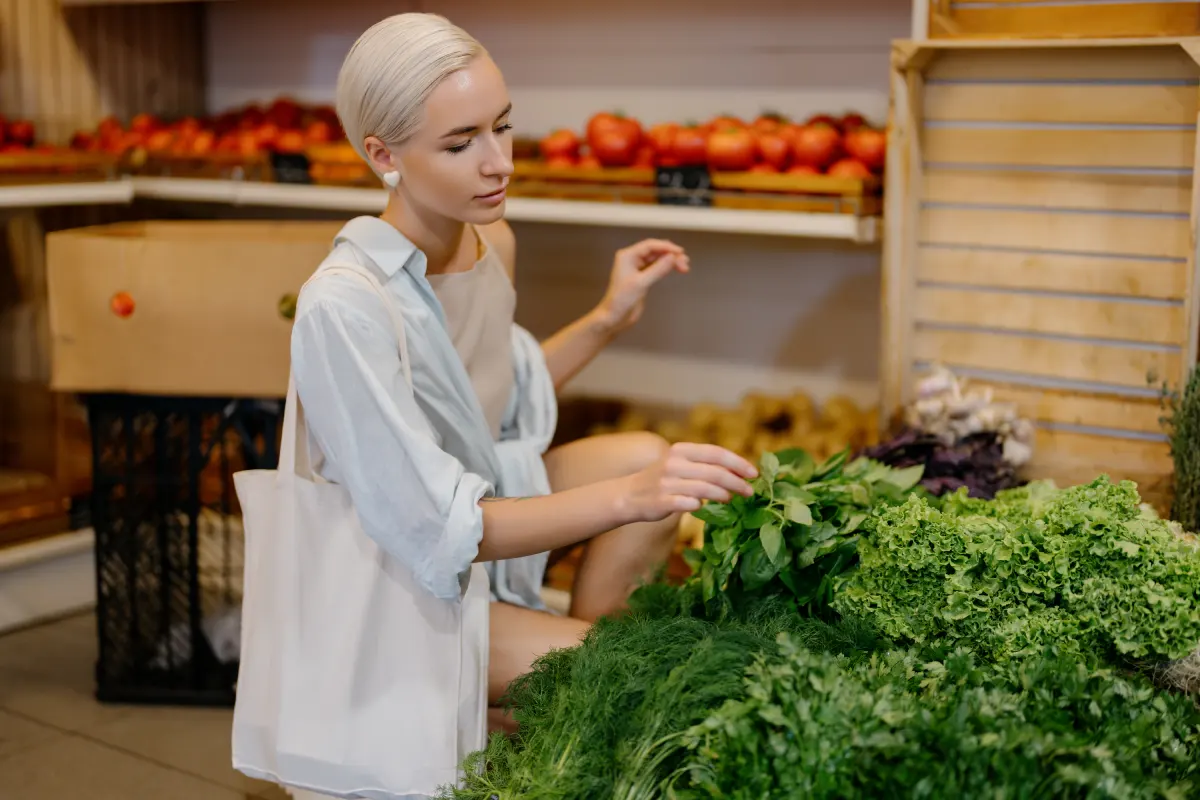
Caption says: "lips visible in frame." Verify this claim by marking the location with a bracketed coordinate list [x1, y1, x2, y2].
[476, 185, 507, 199]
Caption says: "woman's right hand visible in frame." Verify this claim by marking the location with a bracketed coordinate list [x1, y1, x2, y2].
[624, 442, 758, 522]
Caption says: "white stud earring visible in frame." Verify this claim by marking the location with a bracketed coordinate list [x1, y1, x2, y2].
[382, 170, 400, 189]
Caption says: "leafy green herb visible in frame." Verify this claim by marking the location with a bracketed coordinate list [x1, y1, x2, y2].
[681, 636, 1200, 800]
[834, 477, 1200, 667]
[684, 448, 924, 613]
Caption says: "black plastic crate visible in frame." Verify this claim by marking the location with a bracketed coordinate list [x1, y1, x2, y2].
[85, 394, 281, 706]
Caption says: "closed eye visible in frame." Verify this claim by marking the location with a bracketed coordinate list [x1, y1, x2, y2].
[447, 123, 514, 154]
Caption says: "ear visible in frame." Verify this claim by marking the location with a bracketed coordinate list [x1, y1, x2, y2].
[363, 136, 395, 176]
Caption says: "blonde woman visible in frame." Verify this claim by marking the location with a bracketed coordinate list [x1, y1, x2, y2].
[279, 12, 756, 790]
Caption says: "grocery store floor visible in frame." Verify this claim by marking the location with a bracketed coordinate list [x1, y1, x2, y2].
[0, 610, 288, 800]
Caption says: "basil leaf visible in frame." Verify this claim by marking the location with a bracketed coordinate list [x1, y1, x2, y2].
[761, 521, 785, 567]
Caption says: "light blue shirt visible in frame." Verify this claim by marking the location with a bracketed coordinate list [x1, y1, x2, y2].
[290, 216, 555, 609]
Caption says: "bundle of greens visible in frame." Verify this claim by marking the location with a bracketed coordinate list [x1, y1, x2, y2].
[684, 449, 923, 614]
[680, 635, 1200, 800]
[834, 477, 1200, 679]
[860, 427, 1021, 499]
[447, 590, 886, 800]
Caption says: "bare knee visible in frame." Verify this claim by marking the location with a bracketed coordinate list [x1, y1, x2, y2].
[612, 430, 670, 476]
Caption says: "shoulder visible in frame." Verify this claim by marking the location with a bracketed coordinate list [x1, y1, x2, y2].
[295, 243, 388, 330]
[479, 219, 516, 281]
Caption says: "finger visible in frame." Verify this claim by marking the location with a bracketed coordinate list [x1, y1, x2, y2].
[667, 459, 754, 497]
[663, 478, 733, 505]
[638, 254, 680, 285]
[672, 443, 759, 479]
[626, 239, 685, 262]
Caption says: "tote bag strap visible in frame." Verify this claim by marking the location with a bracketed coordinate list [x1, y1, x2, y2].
[279, 261, 414, 478]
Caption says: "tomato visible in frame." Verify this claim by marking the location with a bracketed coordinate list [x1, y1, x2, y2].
[844, 127, 887, 172]
[110, 291, 136, 319]
[591, 127, 640, 167]
[749, 163, 778, 174]
[577, 154, 602, 170]
[791, 124, 842, 169]
[752, 113, 787, 135]
[708, 114, 745, 131]
[827, 158, 872, 179]
[633, 145, 657, 168]
[540, 128, 581, 160]
[786, 164, 821, 176]
[841, 113, 869, 132]
[545, 154, 577, 169]
[646, 122, 679, 156]
[275, 129, 307, 154]
[805, 113, 841, 131]
[757, 133, 791, 170]
[670, 126, 709, 166]
[706, 128, 757, 172]
[587, 112, 642, 151]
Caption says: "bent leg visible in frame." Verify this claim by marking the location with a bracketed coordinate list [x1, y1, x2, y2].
[489, 600, 589, 707]
[543, 432, 680, 622]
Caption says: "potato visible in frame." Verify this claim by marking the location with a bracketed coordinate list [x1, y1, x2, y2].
[615, 411, 651, 433]
[655, 420, 688, 444]
[687, 403, 722, 434]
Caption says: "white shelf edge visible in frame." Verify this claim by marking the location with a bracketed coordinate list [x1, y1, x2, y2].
[0, 179, 134, 209]
[0, 178, 880, 242]
[132, 178, 880, 243]
[0, 528, 95, 635]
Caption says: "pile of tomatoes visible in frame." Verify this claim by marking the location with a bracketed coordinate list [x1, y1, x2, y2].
[538, 111, 886, 179]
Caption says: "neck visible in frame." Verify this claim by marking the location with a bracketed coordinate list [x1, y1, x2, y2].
[380, 194, 466, 276]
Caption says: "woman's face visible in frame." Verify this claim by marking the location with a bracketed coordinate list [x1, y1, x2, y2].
[376, 56, 515, 226]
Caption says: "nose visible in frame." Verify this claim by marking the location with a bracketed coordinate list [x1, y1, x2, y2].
[481, 133, 514, 179]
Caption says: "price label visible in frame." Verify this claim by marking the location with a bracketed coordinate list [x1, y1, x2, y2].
[655, 166, 712, 207]
[270, 152, 312, 185]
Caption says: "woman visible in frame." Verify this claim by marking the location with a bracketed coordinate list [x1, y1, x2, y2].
[291, 12, 757, 738]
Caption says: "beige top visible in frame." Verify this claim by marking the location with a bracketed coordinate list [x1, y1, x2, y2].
[426, 228, 516, 440]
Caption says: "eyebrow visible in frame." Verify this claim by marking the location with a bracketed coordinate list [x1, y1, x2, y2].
[441, 103, 513, 138]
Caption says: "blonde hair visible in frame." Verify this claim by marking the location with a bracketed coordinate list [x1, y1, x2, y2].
[336, 13, 486, 169]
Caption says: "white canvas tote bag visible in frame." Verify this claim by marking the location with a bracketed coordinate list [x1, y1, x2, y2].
[231, 264, 489, 800]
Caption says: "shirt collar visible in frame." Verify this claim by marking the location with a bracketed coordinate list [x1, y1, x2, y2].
[332, 216, 428, 280]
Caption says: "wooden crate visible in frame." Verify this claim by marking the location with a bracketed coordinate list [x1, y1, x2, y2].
[509, 159, 882, 215]
[882, 37, 1200, 509]
[927, 1, 1200, 40]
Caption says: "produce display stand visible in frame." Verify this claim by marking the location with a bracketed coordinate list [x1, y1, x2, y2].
[882, 35, 1200, 511]
[923, 0, 1200, 40]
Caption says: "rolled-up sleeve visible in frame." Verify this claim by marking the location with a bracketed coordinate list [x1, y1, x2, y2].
[290, 291, 491, 602]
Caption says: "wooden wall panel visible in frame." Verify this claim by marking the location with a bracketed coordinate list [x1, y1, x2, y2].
[0, 0, 205, 143]
[884, 39, 1200, 505]
[929, 1, 1200, 40]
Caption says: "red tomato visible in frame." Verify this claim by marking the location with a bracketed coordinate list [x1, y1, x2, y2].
[791, 124, 842, 170]
[591, 127, 640, 167]
[545, 154, 577, 169]
[757, 133, 791, 170]
[749, 163, 778, 174]
[586, 112, 622, 142]
[110, 291, 136, 319]
[844, 127, 887, 172]
[633, 145, 657, 168]
[706, 128, 757, 172]
[752, 113, 787, 135]
[540, 128, 581, 161]
[587, 112, 642, 150]
[646, 122, 679, 156]
[805, 113, 841, 131]
[708, 114, 745, 131]
[827, 158, 872, 179]
[577, 154, 602, 170]
[786, 164, 821, 176]
[841, 113, 869, 132]
[670, 126, 709, 166]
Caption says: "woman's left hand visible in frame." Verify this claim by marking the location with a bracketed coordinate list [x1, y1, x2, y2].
[594, 238, 690, 335]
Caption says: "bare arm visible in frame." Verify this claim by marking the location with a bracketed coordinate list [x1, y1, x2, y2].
[474, 442, 759, 563]
[539, 309, 619, 392]
[475, 476, 630, 562]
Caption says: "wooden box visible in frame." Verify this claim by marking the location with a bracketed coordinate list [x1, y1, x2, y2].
[925, 1, 1200, 40]
[46, 220, 344, 399]
[882, 37, 1200, 508]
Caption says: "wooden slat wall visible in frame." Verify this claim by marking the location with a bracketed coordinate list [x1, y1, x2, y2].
[930, 1, 1200, 40]
[0, 0, 205, 142]
[0, 0, 204, 543]
[884, 41, 1200, 508]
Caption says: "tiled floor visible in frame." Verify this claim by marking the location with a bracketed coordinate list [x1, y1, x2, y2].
[0, 611, 288, 800]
